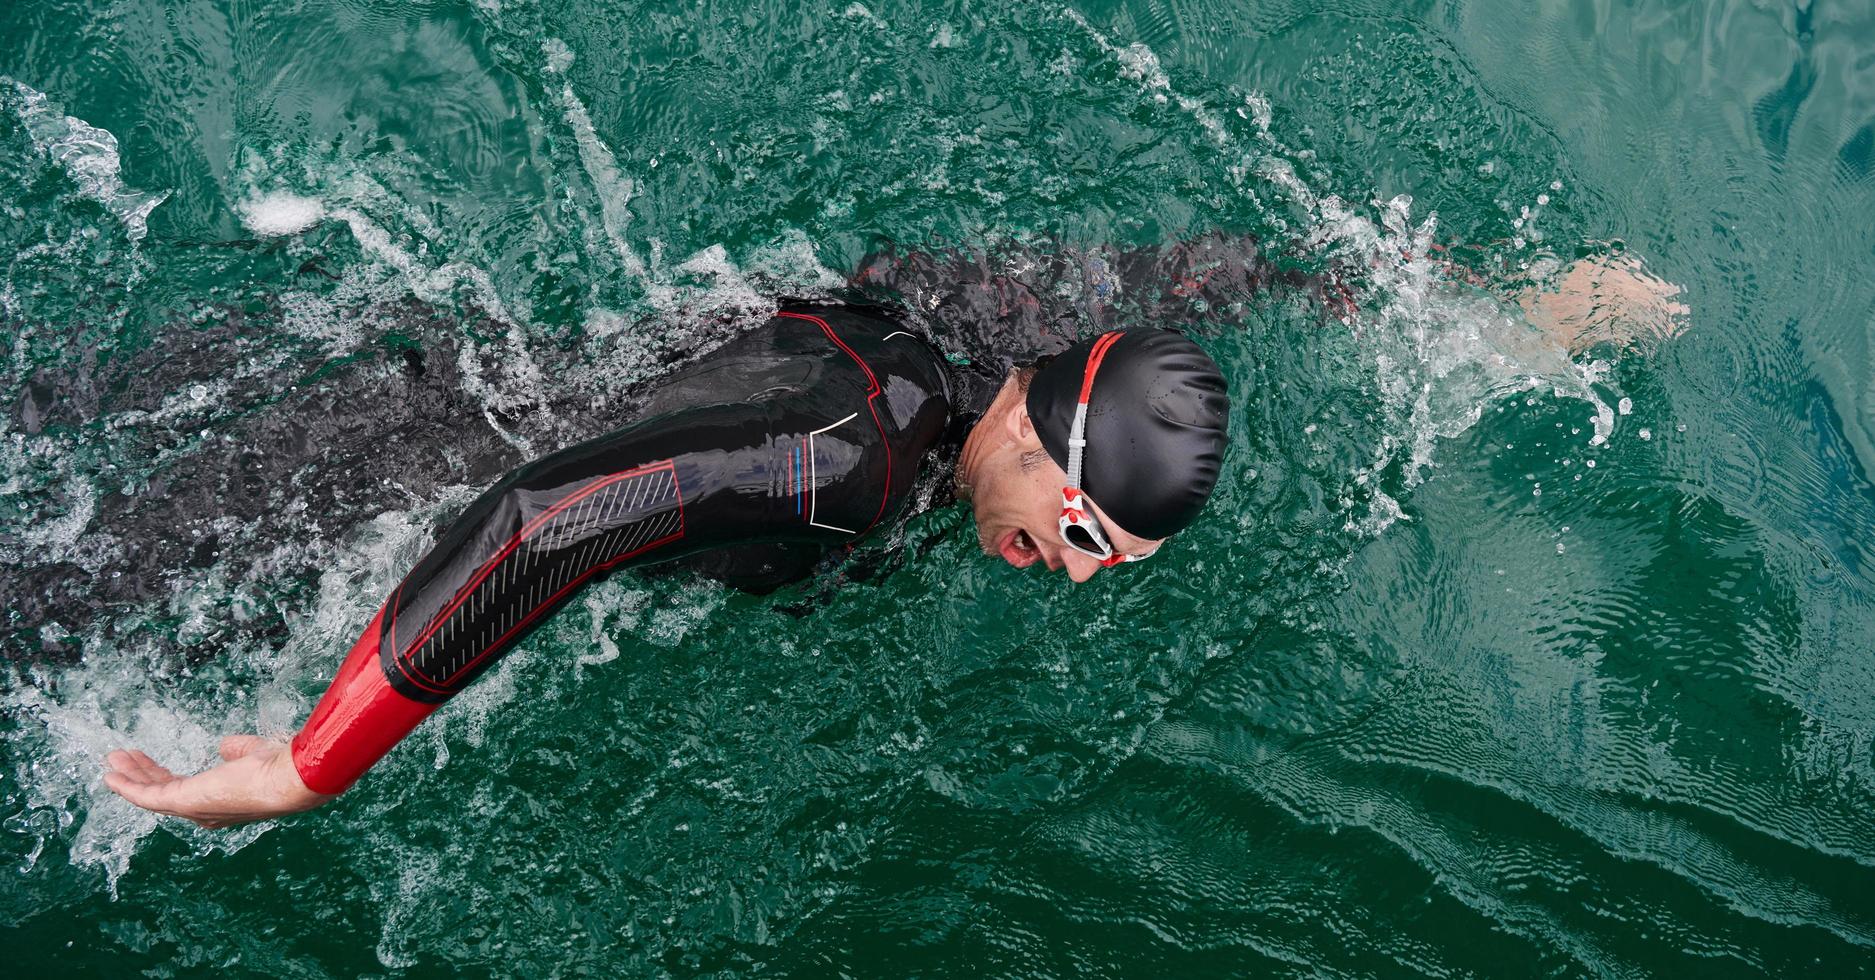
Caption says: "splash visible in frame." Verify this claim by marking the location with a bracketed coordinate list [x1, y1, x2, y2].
[546, 50, 655, 292]
[4, 105, 846, 889]
[3, 78, 169, 247]
[1324, 193, 1621, 532]
[3, 665, 271, 892]
[0, 9, 1636, 899]
[0, 487, 484, 893]
[236, 190, 327, 237]
[1061, 10, 1627, 534]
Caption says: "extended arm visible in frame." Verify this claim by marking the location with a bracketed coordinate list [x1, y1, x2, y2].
[107, 400, 800, 824]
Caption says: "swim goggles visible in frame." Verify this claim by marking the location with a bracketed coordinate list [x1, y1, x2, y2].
[1058, 332, 1148, 568]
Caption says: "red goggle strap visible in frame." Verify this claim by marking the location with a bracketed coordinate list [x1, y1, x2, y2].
[1060, 334, 1131, 567]
[1079, 332, 1124, 404]
[1065, 332, 1123, 488]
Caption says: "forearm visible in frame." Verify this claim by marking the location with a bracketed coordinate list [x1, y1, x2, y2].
[288, 405, 791, 793]
[291, 606, 436, 794]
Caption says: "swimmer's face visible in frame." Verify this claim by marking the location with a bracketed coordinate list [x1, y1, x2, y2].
[964, 403, 1162, 584]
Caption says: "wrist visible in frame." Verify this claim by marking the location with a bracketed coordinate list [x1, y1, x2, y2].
[293, 605, 442, 795]
[271, 747, 339, 810]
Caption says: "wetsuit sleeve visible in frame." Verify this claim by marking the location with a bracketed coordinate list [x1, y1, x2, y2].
[843, 234, 1332, 371]
[291, 402, 790, 794]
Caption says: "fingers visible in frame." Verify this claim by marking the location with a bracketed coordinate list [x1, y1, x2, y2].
[99, 738, 327, 828]
[219, 735, 269, 761]
[102, 748, 187, 814]
[103, 768, 179, 812]
[105, 749, 177, 785]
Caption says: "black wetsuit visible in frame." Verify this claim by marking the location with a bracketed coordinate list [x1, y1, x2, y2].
[380, 304, 960, 702]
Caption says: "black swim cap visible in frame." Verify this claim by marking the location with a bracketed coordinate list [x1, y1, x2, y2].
[1025, 330, 1229, 540]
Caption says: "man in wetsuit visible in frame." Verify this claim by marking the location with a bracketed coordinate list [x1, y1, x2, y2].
[102, 284, 1233, 827]
[102, 238, 1686, 827]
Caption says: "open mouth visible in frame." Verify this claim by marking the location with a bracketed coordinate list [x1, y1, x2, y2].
[996, 528, 1042, 568]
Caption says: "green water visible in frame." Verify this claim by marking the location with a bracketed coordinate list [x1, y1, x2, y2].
[4, 0, 1874, 975]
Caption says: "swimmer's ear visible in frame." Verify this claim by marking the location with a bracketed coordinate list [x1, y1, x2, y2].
[1009, 403, 1042, 447]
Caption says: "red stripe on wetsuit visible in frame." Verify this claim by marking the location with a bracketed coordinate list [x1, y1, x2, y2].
[776, 310, 893, 533]
[292, 462, 687, 794]
[289, 313, 890, 795]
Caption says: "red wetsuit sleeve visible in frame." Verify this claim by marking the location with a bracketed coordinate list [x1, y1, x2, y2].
[285, 416, 725, 793]
[290, 606, 440, 795]
[283, 309, 921, 794]
[285, 424, 711, 794]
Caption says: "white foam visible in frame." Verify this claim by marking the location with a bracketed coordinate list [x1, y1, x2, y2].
[238, 190, 327, 237]
[228, 164, 546, 449]
[0, 56, 863, 908]
[541, 37, 575, 74]
[1061, 19, 1630, 533]
[0, 486, 475, 892]
[17, 473, 96, 561]
[3, 654, 274, 892]
[5, 78, 169, 246]
[558, 82, 654, 287]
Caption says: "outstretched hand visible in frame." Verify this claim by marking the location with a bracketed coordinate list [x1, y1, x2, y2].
[104, 735, 337, 829]
[1515, 254, 1690, 354]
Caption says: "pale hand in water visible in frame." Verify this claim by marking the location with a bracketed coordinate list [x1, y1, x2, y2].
[1516, 254, 1691, 353]
[104, 736, 336, 828]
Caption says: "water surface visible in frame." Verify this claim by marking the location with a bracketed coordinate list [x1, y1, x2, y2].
[3, 0, 1874, 975]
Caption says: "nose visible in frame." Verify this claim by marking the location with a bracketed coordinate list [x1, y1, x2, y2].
[1061, 548, 1102, 583]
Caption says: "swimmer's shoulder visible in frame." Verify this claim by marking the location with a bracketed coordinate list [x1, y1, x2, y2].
[629, 300, 950, 423]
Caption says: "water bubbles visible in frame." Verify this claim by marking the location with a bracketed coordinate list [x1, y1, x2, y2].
[1639, 428, 1652, 441]
[5, 78, 170, 247]
[236, 190, 327, 237]
[1617, 397, 1633, 416]
[541, 37, 574, 73]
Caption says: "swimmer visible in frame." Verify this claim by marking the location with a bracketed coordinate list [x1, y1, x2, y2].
[102, 240, 1683, 828]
